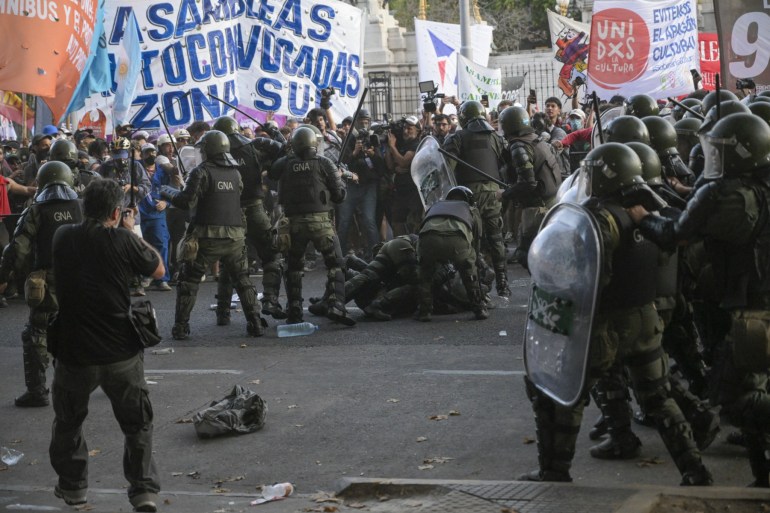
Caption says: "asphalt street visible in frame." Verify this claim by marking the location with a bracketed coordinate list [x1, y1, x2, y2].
[0, 263, 755, 512]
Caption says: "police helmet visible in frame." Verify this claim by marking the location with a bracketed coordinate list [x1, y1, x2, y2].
[445, 185, 475, 206]
[627, 142, 663, 185]
[641, 116, 678, 155]
[701, 113, 770, 179]
[212, 116, 240, 135]
[291, 126, 319, 160]
[672, 98, 702, 121]
[701, 89, 739, 114]
[584, 142, 645, 198]
[498, 106, 534, 137]
[458, 101, 486, 128]
[623, 94, 659, 118]
[195, 130, 231, 162]
[37, 161, 74, 189]
[603, 115, 651, 145]
[749, 102, 770, 127]
[49, 139, 78, 166]
[698, 100, 750, 134]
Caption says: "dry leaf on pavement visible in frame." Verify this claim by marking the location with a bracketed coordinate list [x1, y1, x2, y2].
[637, 457, 665, 468]
[87, 449, 100, 456]
[429, 414, 448, 421]
[311, 491, 341, 503]
[418, 464, 434, 470]
[523, 437, 535, 444]
[416, 436, 428, 443]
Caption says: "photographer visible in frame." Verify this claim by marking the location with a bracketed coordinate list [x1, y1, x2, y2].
[337, 112, 384, 259]
[49, 179, 164, 511]
[306, 107, 343, 162]
[384, 116, 422, 236]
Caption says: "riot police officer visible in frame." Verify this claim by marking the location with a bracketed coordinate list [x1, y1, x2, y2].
[50, 139, 99, 197]
[267, 126, 354, 326]
[623, 94, 660, 118]
[98, 137, 151, 219]
[442, 101, 510, 296]
[416, 186, 488, 322]
[522, 143, 712, 486]
[161, 130, 265, 339]
[211, 115, 286, 322]
[499, 106, 562, 268]
[0, 162, 83, 407]
[629, 113, 770, 487]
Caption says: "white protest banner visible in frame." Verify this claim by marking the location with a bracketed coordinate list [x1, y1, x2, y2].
[714, 1, 770, 93]
[78, 0, 364, 131]
[547, 10, 590, 98]
[457, 54, 502, 109]
[414, 19, 494, 98]
[586, 0, 699, 101]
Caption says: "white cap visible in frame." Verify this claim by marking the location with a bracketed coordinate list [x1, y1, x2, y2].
[141, 143, 156, 153]
[157, 134, 176, 146]
[404, 115, 420, 126]
[568, 109, 586, 120]
[173, 128, 190, 140]
[155, 155, 171, 166]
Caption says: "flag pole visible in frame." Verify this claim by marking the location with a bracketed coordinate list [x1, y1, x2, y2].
[459, 0, 473, 59]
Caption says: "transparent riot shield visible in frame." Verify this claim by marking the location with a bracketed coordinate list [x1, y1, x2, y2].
[411, 136, 456, 210]
[591, 106, 623, 149]
[524, 202, 602, 407]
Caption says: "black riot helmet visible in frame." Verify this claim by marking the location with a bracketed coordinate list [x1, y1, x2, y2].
[641, 116, 678, 156]
[212, 116, 239, 136]
[458, 101, 486, 128]
[674, 117, 701, 158]
[445, 185, 475, 206]
[701, 89, 739, 114]
[672, 98, 702, 121]
[37, 161, 75, 189]
[698, 100, 750, 134]
[498, 106, 534, 137]
[50, 139, 79, 167]
[749, 102, 770, 127]
[195, 130, 235, 165]
[585, 143, 644, 198]
[701, 113, 770, 180]
[627, 142, 663, 185]
[291, 126, 319, 160]
[623, 94, 659, 118]
[603, 115, 651, 145]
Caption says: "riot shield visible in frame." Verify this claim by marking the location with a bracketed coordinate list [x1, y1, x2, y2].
[524, 202, 602, 407]
[411, 136, 456, 210]
[591, 106, 622, 149]
[178, 145, 200, 175]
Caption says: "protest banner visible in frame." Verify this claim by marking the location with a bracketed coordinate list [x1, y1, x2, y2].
[0, 0, 102, 121]
[414, 19, 494, 99]
[698, 33, 720, 91]
[586, 0, 700, 101]
[715, 1, 770, 93]
[457, 54, 502, 109]
[547, 10, 591, 98]
[0, 91, 35, 128]
[77, 0, 364, 132]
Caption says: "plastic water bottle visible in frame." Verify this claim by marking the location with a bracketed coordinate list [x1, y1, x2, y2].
[261, 482, 294, 500]
[276, 322, 319, 338]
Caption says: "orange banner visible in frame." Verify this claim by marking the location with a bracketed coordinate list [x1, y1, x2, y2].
[0, 1, 98, 120]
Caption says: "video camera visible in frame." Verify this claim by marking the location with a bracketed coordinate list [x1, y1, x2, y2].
[319, 86, 336, 109]
[736, 78, 756, 90]
[419, 80, 445, 113]
[357, 115, 408, 149]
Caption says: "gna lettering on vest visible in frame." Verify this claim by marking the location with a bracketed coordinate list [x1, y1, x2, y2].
[216, 181, 235, 190]
[53, 211, 74, 222]
[292, 162, 311, 172]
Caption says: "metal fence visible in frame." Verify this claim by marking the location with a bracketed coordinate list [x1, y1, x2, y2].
[364, 61, 560, 121]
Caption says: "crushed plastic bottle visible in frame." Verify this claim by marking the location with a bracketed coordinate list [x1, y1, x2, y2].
[250, 482, 294, 505]
[1, 446, 24, 466]
[276, 322, 319, 338]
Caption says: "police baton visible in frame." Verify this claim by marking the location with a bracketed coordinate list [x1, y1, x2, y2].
[337, 87, 369, 167]
[437, 148, 508, 189]
[206, 93, 286, 144]
[667, 97, 705, 121]
[591, 91, 604, 145]
[155, 107, 188, 179]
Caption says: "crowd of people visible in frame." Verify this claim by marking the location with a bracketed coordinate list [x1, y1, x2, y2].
[1, 80, 770, 510]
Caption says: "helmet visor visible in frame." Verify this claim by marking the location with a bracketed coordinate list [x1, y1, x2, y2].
[701, 133, 732, 180]
[579, 157, 609, 198]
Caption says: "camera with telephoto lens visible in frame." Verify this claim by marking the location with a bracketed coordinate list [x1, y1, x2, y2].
[319, 86, 335, 109]
[736, 78, 756, 90]
[419, 80, 444, 114]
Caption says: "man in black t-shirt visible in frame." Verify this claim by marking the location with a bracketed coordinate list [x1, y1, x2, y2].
[384, 116, 422, 235]
[49, 179, 164, 512]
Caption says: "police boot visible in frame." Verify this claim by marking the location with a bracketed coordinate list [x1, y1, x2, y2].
[744, 434, 770, 488]
[590, 377, 640, 460]
[261, 261, 287, 319]
[519, 378, 573, 482]
[689, 405, 720, 451]
[261, 297, 288, 320]
[245, 312, 265, 338]
[171, 323, 190, 340]
[649, 407, 711, 486]
[364, 298, 392, 321]
[495, 269, 511, 298]
[308, 299, 329, 317]
[286, 301, 304, 325]
[215, 294, 231, 326]
[680, 464, 713, 486]
[327, 302, 356, 326]
[589, 414, 608, 440]
[633, 409, 656, 427]
[415, 304, 432, 322]
[345, 253, 368, 272]
[15, 342, 49, 408]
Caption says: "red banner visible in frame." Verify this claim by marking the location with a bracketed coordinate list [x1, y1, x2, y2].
[698, 33, 720, 91]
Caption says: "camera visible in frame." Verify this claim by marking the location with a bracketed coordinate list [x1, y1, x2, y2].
[419, 80, 445, 114]
[319, 86, 335, 109]
[736, 78, 756, 90]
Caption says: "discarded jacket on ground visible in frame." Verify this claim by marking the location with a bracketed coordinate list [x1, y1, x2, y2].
[193, 385, 267, 438]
